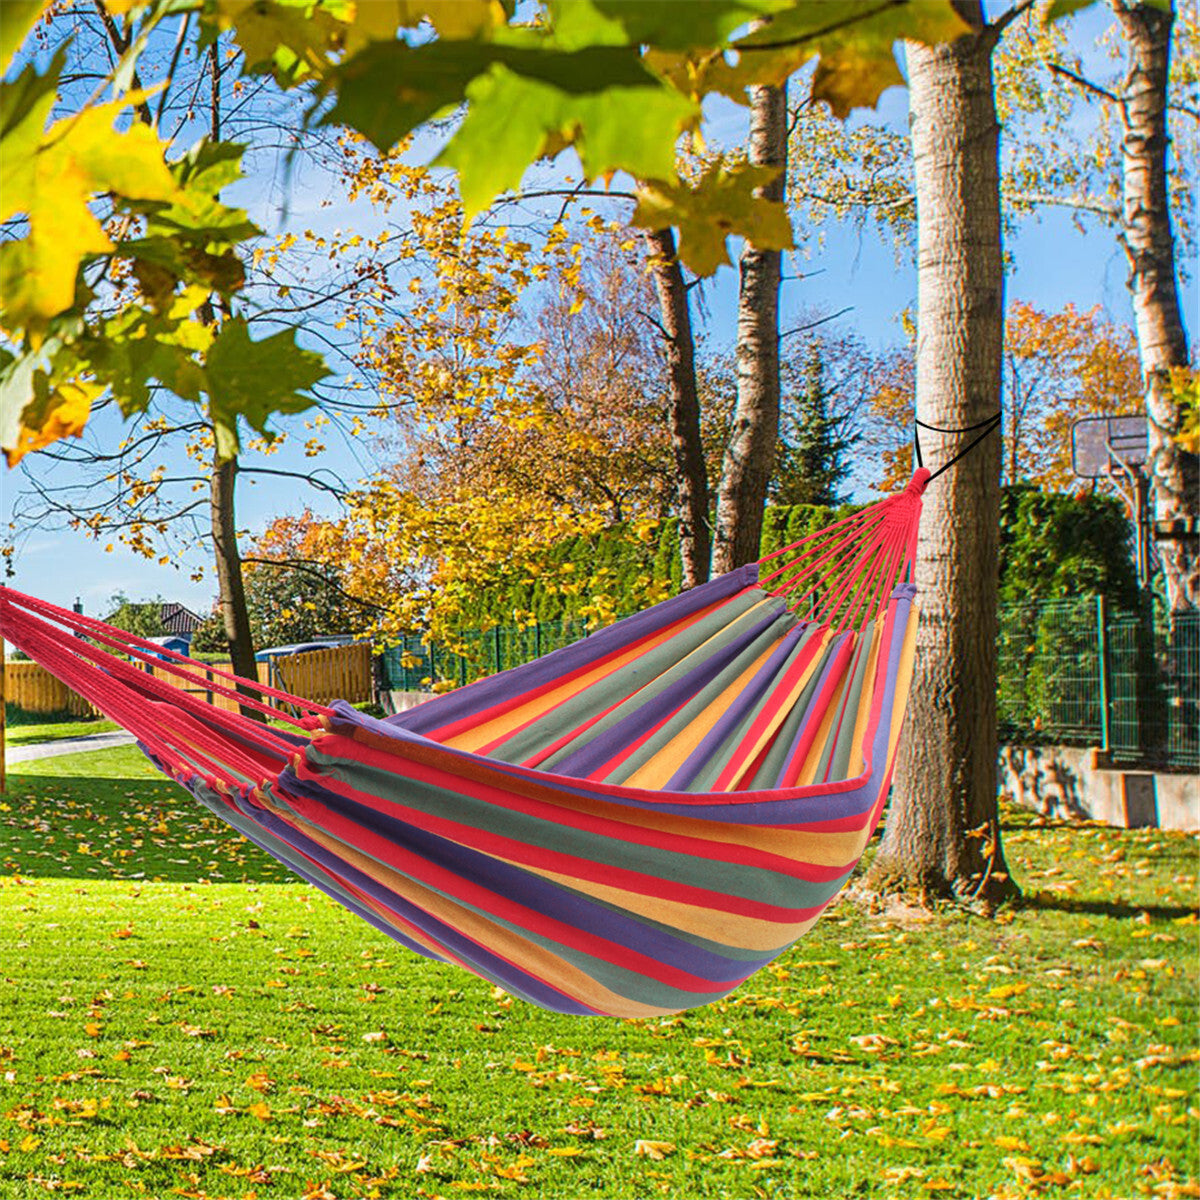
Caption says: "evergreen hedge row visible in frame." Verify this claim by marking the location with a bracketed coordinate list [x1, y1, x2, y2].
[461, 486, 1137, 629]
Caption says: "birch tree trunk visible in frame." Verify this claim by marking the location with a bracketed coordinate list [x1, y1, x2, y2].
[1113, 0, 1196, 612]
[711, 81, 787, 574]
[866, 8, 1017, 905]
[645, 227, 711, 590]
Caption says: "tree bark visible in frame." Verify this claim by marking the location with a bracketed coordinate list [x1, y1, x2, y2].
[210, 448, 261, 716]
[866, 10, 1017, 906]
[644, 227, 710, 590]
[711, 81, 787, 574]
[1113, 0, 1196, 612]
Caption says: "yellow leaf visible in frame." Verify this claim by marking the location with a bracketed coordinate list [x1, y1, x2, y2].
[986, 982, 1029, 1001]
[634, 1140, 676, 1160]
[84, 1022, 102, 1038]
[247, 1101, 272, 1120]
[994, 1136, 1030, 1151]
[547, 1147, 584, 1157]
[5, 380, 101, 467]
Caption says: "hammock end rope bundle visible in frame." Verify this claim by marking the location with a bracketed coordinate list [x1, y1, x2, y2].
[2, 471, 937, 1018]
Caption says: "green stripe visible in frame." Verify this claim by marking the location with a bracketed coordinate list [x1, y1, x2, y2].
[301, 746, 844, 910]
[486, 588, 768, 766]
[604, 607, 796, 784]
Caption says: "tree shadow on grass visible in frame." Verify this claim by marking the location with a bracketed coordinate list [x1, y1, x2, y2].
[0, 772, 290, 885]
[1019, 891, 1197, 922]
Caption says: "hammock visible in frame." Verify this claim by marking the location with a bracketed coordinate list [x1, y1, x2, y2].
[1, 470, 930, 1018]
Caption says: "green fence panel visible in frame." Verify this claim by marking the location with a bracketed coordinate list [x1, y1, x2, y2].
[378, 599, 1198, 771]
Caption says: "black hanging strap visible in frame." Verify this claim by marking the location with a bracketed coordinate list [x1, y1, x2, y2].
[913, 411, 1002, 482]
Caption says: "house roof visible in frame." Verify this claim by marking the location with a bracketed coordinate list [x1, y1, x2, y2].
[160, 602, 203, 634]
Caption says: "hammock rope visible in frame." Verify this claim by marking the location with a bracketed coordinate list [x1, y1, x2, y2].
[2, 470, 932, 1017]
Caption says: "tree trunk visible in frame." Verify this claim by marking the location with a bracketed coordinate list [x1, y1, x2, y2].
[1113, 0, 1196, 612]
[644, 227, 710, 589]
[711, 81, 787, 574]
[211, 447, 261, 717]
[866, 11, 1017, 906]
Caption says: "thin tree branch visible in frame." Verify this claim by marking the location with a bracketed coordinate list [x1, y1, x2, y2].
[241, 557, 386, 612]
[1047, 61, 1122, 106]
[780, 307, 853, 341]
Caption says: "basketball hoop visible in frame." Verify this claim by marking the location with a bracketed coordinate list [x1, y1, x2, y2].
[1071, 414, 1152, 587]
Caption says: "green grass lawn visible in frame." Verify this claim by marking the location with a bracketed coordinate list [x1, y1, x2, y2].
[0, 748, 1196, 1199]
[4, 718, 121, 748]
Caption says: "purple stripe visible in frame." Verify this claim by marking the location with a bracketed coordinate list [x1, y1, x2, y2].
[231, 785, 600, 1015]
[665, 625, 807, 790]
[317, 586, 916, 830]
[274, 766, 775, 984]
[549, 609, 786, 779]
[385, 564, 759, 735]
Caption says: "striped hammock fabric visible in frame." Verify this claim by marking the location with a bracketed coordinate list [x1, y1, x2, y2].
[0, 471, 929, 1017]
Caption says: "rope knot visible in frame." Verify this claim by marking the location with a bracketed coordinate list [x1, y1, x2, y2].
[904, 468, 932, 497]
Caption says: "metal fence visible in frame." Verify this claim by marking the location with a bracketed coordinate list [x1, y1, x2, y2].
[998, 596, 1197, 770]
[381, 597, 1199, 773]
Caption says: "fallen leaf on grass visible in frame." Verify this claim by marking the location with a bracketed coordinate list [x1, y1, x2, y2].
[634, 1140, 676, 1160]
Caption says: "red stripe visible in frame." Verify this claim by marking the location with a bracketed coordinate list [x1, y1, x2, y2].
[317, 732, 863, 878]
[276, 779, 741, 993]
[711, 633, 824, 791]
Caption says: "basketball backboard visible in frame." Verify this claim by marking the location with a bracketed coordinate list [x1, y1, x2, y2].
[1071, 414, 1149, 480]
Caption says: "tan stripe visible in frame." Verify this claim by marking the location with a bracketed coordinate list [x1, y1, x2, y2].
[328, 721, 874, 867]
[504, 856, 819, 953]
[726, 628, 833, 790]
[884, 602, 920, 765]
[794, 642, 854, 786]
[845, 621, 884, 779]
[619, 632, 788, 790]
[261, 793, 681, 1018]
[443, 601, 726, 753]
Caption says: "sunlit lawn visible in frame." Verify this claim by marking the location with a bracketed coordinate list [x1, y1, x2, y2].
[4, 718, 121, 749]
[0, 747, 1196, 1199]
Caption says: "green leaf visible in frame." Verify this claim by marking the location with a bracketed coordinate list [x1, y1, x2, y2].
[549, 0, 788, 51]
[204, 318, 330, 457]
[1044, 0, 1098, 19]
[138, 141, 261, 248]
[439, 61, 694, 216]
[322, 37, 672, 155]
[632, 161, 794, 275]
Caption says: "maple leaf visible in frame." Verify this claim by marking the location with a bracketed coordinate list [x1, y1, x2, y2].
[0, 66, 178, 326]
[203, 317, 330, 458]
[632, 160, 793, 275]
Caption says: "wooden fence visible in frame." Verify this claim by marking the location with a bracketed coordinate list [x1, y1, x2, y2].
[4, 661, 98, 716]
[4, 643, 373, 716]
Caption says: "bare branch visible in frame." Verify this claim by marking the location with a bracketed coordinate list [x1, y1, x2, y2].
[241, 557, 385, 612]
[1048, 61, 1123, 106]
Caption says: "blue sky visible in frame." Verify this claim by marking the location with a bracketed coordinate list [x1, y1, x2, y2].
[3, 13, 1195, 619]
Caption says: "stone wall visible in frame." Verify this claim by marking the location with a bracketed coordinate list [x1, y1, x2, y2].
[1000, 744, 1198, 832]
